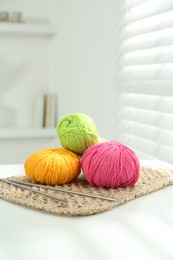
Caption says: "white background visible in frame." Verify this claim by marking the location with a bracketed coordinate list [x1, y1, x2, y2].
[0, 0, 116, 163]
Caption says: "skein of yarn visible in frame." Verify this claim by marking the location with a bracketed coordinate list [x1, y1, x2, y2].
[24, 148, 81, 185]
[56, 113, 100, 155]
[81, 141, 140, 188]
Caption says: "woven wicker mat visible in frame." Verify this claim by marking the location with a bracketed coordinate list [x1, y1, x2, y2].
[0, 166, 173, 216]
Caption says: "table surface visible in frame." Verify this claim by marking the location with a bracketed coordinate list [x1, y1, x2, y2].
[0, 161, 173, 260]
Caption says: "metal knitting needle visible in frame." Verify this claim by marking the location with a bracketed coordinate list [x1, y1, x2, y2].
[9, 179, 121, 202]
[0, 178, 67, 203]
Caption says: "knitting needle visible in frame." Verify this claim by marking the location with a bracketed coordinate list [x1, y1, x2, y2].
[0, 178, 67, 203]
[8, 179, 121, 202]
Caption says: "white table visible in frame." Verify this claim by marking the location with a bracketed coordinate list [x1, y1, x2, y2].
[0, 162, 173, 260]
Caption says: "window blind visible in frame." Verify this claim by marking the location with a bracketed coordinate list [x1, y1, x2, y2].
[114, 0, 173, 164]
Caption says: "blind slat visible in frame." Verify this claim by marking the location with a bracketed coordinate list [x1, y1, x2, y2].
[125, 10, 173, 36]
[119, 46, 173, 66]
[126, 0, 173, 23]
[127, 0, 150, 8]
[115, 121, 173, 146]
[116, 81, 173, 95]
[119, 64, 173, 80]
[128, 135, 173, 163]
[116, 108, 173, 131]
[119, 28, 173, 53]
[123, 94, 173, 113]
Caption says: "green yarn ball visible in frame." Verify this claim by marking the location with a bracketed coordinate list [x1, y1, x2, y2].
[56, 113, 100, 155]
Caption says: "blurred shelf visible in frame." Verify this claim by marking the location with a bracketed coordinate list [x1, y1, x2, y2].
[0, 128, 57, 139]
[0, 23, 57, 36]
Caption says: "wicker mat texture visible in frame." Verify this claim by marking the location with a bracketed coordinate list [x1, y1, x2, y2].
[0, 166, 173, 216]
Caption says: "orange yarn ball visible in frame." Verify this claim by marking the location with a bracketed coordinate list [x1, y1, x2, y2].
[24, 148, 81, 185]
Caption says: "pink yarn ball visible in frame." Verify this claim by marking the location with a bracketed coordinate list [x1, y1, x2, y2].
[81, 141, 140, 188]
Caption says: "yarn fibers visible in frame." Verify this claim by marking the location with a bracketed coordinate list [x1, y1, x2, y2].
[81, 141, 140, 188]
[25, 148, 81, 185]
[56, 113, 100, 155]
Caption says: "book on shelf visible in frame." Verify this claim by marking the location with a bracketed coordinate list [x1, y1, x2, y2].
[43, 94, 57, 128]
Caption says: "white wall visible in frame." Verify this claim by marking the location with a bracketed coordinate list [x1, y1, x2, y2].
[0, 0, 52, 128]
[52, 0, 116, 140]
[0, 0, 116, 164]
[0, 0, 58, 164]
